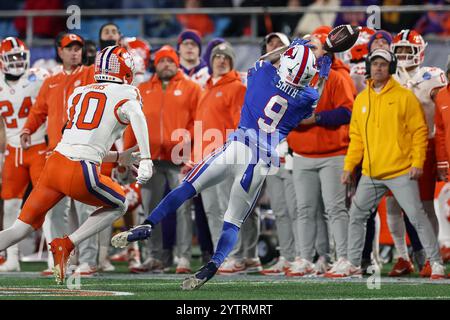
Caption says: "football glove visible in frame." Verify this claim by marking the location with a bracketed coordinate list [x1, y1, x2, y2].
[118, 146, 140, 167]
[136, 159, 153, 185]
[290, 38, 315, 49]
[317, 53, 332, 79]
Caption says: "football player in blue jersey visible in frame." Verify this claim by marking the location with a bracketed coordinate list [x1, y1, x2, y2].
[111, 39, 332, 290]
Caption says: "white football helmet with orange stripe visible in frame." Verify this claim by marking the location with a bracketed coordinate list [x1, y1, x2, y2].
[391, 29, 427, 68]
[278, 44, 317, 88]
[94, 45, 135, 85]
[0, 37, 29, 76]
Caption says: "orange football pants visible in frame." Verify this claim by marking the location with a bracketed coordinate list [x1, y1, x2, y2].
[19, 151, 126, 229]
[1, 143, 47, 200]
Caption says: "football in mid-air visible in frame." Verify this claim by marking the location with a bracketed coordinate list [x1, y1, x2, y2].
[324, 25, 361, 53]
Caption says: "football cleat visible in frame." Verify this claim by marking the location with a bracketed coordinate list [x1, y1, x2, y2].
[111, 224, 152, 248]
[49, 236, 74, 285]
[181, 261, 218, 291]
[430, 262, 446, 280]
[260, 257, 291, 276]
[176, 257, 192, 274]
[285, 258, 315, 277]
[324, 258, 362, 278]
[419, 260, 432, 278]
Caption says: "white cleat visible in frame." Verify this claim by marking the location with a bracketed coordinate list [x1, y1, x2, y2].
[111, 225, 152, 248]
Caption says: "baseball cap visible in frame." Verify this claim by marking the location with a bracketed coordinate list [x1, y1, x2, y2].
[60, 33, 84, 48]
[369, 49, 393, 62]
[265, 32, 290, 47]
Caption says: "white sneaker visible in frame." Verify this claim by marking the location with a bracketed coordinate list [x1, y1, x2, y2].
[314, 256, 329, 275]
[0, 259, 20, 272]
[218, 258, 246, 274]
[244, 257, 263, 273]
[99, 259, 115, 272]
[324, 258, 361, 278]
[430, 262, 446, 280]
[261, 257, 291, 275]
[73, 263, 98, 277]
[176, 257, 192, 274]
[286, 258, 315, 277]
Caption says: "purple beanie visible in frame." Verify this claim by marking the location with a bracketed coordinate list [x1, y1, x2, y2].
[177, 29, 202, 55]
[367, 30, 393, 52]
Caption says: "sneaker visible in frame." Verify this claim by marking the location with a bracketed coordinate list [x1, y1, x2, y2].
[130, 257, 164, 274]
[111, 224, 152, 248]
[0, 255, 5, 265]
[181, 261, 218, 291]
[388, 257, 414, 277]
[127, 246, 141, 271]
[430, 262, 446, 280]
[285, 258, 315, 277]
[99, 259, 115, 272]
[324, 258, 362, 278]
[49, 236, 75, 285]
[440, 246, 450, 263]
[176, 257, 192, 274]
[244, 257, 263, 273]
[73, 263, 98, 277]
[314, 256, 329, 275]
[110, 248, 128, 262]
[260, 257, 291, 275]
[419, 260, 432, 278]
[41, 268, 54, 277]
[0, 259, 20, 272]
[218, 258, 246, 274]
[412, 249, 426, 272]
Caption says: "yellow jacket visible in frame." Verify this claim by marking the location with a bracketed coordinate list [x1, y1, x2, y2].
[344, 77, 428, 180]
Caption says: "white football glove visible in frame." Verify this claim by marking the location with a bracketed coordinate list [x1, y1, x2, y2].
[136, 159, 153, 185]
[275, 140, 289, 158]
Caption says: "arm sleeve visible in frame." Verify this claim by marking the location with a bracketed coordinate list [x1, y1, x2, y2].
[120, 100, 151, 159]
[406, 93, 428, 169]
[344, 99, 364, 172]
[316, 106, 352, 126]
[435, 100, 448, 163]
[22, 80, 49, 134]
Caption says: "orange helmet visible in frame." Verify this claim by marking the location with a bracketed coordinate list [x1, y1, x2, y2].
[0, 37, 29, 76]
[123, 37, 151, 68]
[391, 29, 426, 68]
[94, 45, 135, 85]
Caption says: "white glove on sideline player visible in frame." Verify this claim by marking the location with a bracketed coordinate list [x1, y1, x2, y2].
[137, 159, 153, 185]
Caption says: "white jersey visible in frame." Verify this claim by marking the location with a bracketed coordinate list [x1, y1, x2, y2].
[183, 64, 210, 88]
[55, 82, 142, 164]
[0, 68, 49, 147]
[395, 66, 448, 138]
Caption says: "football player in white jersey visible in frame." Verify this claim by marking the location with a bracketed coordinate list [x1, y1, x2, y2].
[387, 29, 448, 276]
[0, 37, 49, 271]
[0, 45, 154, 284]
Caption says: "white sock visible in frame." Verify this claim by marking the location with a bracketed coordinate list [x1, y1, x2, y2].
[69, 207, 124, 246]
[386, 197, 410, 260]
[0, 220, 33, 251]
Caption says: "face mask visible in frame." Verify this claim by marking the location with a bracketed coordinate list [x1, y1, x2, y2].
[100, 39, 117, 50]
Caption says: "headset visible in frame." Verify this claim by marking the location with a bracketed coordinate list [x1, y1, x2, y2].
[365, 49, 397, 78]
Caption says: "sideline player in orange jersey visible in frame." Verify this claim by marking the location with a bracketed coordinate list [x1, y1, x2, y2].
[0, 37, 49, 271]
[0, 46, 154, 285]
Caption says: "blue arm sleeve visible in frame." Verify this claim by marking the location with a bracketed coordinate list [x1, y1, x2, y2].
[316, 106, 351, 127]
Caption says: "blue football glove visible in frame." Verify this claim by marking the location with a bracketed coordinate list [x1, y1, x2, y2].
[317, 54, 332, 79]
[290, 38, 315, 49]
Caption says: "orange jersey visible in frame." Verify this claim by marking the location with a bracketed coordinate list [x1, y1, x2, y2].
[123, 70, 201, 162]
[193, 70, 245, 162]
[287, 69, 354, 157]
[22, 65, 95, 151]
[435, 84, 450, 163]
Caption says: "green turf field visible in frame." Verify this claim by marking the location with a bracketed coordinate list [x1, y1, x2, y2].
[0, 261, 448, 300]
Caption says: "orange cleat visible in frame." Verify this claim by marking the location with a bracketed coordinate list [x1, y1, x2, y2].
[49, 236, 75, 285]
[388, 258, 414, 277]
[419, 260, 431, 278]
[0, 255, 5, 265]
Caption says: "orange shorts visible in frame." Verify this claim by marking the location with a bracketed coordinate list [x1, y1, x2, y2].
[1, 143, 47, 200]
[19, 151, 126, 229]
